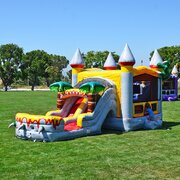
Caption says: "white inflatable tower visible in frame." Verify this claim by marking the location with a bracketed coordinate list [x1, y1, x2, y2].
[70, 48, 85, 87]
[118, 44, 135, 131]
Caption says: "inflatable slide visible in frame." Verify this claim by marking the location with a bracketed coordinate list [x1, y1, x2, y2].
[13, 79, 117, 142]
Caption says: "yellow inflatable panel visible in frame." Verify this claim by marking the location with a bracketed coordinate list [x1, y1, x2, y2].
[16, 113, 62, 129]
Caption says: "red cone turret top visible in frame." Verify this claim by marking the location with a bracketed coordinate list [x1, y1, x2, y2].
[104, 52, 117, 70]
[118, 44, 135, 66]
[70, 48, 85, 68]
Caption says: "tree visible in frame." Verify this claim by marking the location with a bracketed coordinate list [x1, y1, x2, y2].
[149, 46, 180, 76]
[0, 44, 23, 91]
[83, 51, 119, 69]
[45, 55, 69, 85]
[22, 50, 50, 91]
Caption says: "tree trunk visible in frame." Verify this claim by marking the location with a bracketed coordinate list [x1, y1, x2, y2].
[46, 77, 50, 87]
[31, 84, 35, 91]
[31, 76, 37, 91]
[1, 78, 8, 91]
[4, 85, 8, 91]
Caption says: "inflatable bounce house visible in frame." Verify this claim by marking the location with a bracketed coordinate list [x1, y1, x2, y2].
[162, 64, 179, 101]
[9, 44, 167, 142]
[150, 50, 179, 101]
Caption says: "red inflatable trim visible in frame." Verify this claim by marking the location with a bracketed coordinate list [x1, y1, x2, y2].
[104, 66, 117, 70]
[70, 64, 84, 68]
[119, 62, 135, 66]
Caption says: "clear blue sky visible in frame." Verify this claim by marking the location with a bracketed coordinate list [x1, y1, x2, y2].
[0, 0, 179, 66]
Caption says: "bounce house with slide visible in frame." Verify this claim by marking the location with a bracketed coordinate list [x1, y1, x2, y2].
[9, 44, 169, 142]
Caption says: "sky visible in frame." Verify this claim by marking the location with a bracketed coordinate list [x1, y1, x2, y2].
[0, 0, 180, 67]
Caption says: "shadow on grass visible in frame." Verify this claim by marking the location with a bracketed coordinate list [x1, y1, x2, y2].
[162, 121, 180, 130]
[101, 121, 180, 134]
[101, 129, 123, 135]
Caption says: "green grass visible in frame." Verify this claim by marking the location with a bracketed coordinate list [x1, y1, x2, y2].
[0, 92, 180, 179]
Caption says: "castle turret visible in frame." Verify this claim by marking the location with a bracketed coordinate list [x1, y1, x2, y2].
[104, 52, 117, 70]
[118, 44, 135, 131]
[150, 49, 163, 71]
[70, 48, 85, 87]
[171, 64, 179, 77]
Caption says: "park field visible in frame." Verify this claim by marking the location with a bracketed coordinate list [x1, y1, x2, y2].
[0, 91, 180, 179]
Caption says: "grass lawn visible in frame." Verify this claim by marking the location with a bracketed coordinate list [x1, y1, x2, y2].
[0, 91, 180, 179]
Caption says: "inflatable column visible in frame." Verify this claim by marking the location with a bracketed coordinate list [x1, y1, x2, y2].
[119, 44, 135, 131]
[171, 64, 179, 100]
[70, 48, 85, 87]
[150, 49, 163, 112]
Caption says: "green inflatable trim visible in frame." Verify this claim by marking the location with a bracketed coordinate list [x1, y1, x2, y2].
[79, 81, 105, 93]
[157, 61, 170, 80]
[49, 81, 72, 92]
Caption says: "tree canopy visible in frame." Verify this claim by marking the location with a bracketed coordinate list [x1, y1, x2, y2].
[0, 43, 179, 90]
[21, 50, 69, 90]
[0, 44, 23, 91]
[45, 54, 69, 86]
[83, 51, 119, 69]
[22, 50, 50, 90]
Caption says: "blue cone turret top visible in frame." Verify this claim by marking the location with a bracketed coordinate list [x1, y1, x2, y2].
[118, 44, 135, 66]
[70, 48, 85, 68]
[150, 49, 163, 68]
[104, 52, 117, 70]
